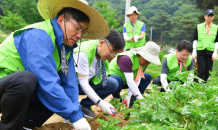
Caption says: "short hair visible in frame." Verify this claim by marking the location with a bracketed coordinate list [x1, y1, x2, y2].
[177, 40, 193, 53]
[57, 7, 89, 23]
[100, 29, 125, 51]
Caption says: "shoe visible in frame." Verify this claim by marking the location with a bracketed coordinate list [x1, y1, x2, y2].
[81, 106, 97, 118]
[23, 119, 37, 130]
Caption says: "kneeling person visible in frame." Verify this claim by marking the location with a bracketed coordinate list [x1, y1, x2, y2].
[108, 41, 161, 107]
[73, 29, 125, 118]
[152, 40, 194, 92]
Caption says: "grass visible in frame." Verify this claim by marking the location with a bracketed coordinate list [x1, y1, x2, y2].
[0, 35, 6, 42]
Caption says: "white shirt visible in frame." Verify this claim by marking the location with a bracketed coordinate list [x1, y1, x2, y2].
[73, 52, 97, 81]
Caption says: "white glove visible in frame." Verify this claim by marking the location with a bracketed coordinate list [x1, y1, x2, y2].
[134, 35, 140, 42]
[72, 118, 91, 130]
[98, 100, 114, 115]
[192, 40, 197, 59]
[160, 74, 171, 91]
[212, 42, 218, 60]
[122, 95, 131, 107]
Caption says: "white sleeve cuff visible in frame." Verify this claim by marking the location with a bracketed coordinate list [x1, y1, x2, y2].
[78, 76, 101, 105]
[160, 74, 170, 91]
[214, 42, 218, 50]
[193, 40, 197, 49]
[123, 33, 131, 41]
[124, 72, 143, 99]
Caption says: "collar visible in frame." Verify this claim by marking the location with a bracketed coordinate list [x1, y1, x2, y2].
[130, 20, 137, 27]
[51, 17, 78, 53]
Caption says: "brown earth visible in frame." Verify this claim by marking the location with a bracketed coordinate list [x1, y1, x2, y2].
[1, 87, 152, 130]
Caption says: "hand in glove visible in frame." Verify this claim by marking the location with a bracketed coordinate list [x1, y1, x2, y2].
[212, 51, 217, 61]
[99, 100, 115, 115]
[134, 35, 140, 42]
[73, 118, 91, 130]
[122, 95, 131, 108]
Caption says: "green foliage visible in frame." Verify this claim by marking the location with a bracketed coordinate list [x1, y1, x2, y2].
[0, 35, 6, 42]
[0, 11, 27, 31]
[97, 117, 121, 130]
[101, 71, 218, 129]
[95, 0, 121, 33]
[0, 0, 43, 24]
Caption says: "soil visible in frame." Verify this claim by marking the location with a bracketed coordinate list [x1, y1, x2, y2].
[0, 87, 152, 130]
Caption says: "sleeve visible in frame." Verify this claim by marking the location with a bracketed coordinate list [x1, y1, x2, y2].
[187, 59, 194, 71]
[123, 25, 127, 33]
[73, 52, 89, 76]
[161, 59, 169, 74]
[215, 29, 218, 42]
[117, 56, 133, 72]
[16, 29, 83, 123]
[141, 23, 146, 32]
[193, 27, 198, 41]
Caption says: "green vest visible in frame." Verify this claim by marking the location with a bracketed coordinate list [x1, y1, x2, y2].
[124, 20, 146, 50]
[73, 40, 109, 85]
[197, 23, 218, 51]
[108, 51, 145, 84]
[164, 53, 192, 81]
[0, 20, 68, 79]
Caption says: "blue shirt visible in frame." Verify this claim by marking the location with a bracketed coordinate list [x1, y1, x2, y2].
[123, 21, 146, 33]
[14, 17, 83, 123]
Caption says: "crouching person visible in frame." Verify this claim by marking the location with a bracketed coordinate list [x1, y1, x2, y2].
[108, 41, 161, 107]
[152, 40, 194, 92]
[72, 29, 125, 118]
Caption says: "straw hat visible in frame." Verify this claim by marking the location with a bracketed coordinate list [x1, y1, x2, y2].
[130, 41, 161, 65]
[37, 0, 109, 39]
[126, 6, 140, 16]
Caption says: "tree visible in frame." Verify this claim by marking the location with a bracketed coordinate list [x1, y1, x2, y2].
[150, 12, 171, 49]
[0, 11, 27, 32]
[94, 0, 122, 33]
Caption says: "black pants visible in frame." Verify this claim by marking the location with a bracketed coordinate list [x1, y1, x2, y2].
[197, 54, 213, 81]
[0, 72, 53, 130]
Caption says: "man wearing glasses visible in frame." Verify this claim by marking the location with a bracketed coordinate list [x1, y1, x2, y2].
[152, 40, 194, 92]
[71, 29, 125, 118]
[0, 0, 109, 130]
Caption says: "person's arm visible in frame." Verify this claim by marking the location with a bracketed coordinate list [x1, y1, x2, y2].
[192, 27, 198, 59]
[74, 53, 114, 115]
[123, 25, 134, 42]
[187, 60, 194, 71]
[212, 30, 218, 60]
[15, 29, 83, 123]
[139, 24, 146, 39]
[160, 59, 170, 91]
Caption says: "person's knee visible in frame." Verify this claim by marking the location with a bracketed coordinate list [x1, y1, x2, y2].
[18, 72, 38, 98]
[107, 78, 119, 92]
[144, 73, 152, 81]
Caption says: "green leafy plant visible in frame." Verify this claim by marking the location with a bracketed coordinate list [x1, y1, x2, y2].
[97, 117, 121, 130]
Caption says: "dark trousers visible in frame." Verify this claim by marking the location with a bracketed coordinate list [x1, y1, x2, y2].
[197, 54, 213, 81]
[0, 72, 53, 130]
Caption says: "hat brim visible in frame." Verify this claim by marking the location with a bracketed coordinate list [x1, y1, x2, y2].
[37, 0, 109, 39]
[139, 50, 161, 65]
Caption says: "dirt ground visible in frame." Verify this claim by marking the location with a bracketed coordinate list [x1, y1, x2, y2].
[0, 87, 151, 130]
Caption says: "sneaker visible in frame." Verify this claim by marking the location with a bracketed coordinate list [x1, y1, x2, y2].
[23, 119, 37, 130]
[81, 106, 97, 118]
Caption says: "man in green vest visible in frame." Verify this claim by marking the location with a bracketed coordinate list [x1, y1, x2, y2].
[108, 41, 161, 108]
[0, 0, 109, 130]
[192, 9, 218, 81]
[123, 6, 146, 51]
[153, 40, 194, 92]
[69, 29, 125, 119]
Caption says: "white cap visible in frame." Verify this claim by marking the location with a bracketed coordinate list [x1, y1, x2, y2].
[126, 6, 140, 16]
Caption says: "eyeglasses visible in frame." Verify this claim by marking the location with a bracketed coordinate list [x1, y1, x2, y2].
[180, 54, 189, 58]
[65, 17, 88, 36]
[104, 40, 118, 56]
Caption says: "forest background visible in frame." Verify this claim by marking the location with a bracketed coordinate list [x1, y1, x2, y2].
[0, 0, 217, 48]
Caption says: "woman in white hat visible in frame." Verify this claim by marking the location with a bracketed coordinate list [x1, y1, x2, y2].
[108, 41, 161, 107]
[0, 0, 109, 130]
[123, 6, 146, 51]
[152, 40, 194, 92]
